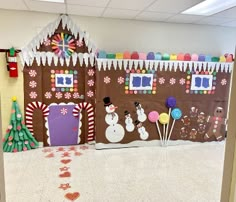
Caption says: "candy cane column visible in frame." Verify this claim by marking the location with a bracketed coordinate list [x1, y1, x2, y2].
[73, 102, 95, 143]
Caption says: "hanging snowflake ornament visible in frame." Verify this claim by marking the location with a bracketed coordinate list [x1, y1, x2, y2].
[104, 76, 111, 84]
[29, 81, 37, 88]
[179, 78, 186, 85]
[29, 70, 37, 77]
[117, 77, 125, 84]
[87, 79, 95, 87]
[43, 39, 51, 46]
[169, 78, 176, 85]
[29, 91, 37, 99]
[76, 40, 84, 47]
[158, 77, 165, 84]
[221, 78, 227, 86]
[60, 108, 68, 115]
[87, 90, 94, 97]
[44, 92, 52, 99]
[88, 69, 95, 76]
[55, 92, 63, 99]
[64, 92, 71, 99]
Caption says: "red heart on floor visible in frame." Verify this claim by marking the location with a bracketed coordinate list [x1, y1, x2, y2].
[65, 192, 80, 201]
[61, 159, 71, 164]
[59, 171, 71, 178]
[45, 153, 54, 158]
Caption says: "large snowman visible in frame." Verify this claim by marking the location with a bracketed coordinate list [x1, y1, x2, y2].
[103, 97, 125, 143]
[134, 101, 147, 122]
[124, 110, 135, 132]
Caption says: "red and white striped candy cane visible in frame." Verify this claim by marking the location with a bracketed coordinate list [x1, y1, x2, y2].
[73, 102, 95, 142]
[25, 101, 49, 135]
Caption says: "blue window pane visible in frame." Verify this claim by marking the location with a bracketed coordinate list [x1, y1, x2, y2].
[202, 78, 210, 88]
[195, 77, 202, 87]
[132, 76, 141, 87]
[65, 77, 72, 85]
[142, 76, 151, 87]
[57, 77, 64, 85]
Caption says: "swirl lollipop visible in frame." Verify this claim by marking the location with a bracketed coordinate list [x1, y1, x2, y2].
[148, 111, 163, 146]
[159, 112, 170, 146]
[167, 108, 182, 145]
[165, 96, 177, 144]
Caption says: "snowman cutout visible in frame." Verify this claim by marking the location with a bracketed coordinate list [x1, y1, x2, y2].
[135, 120, 149, 140]
[124, 110, 135, 132]
[103, 97, 125, 143]
[134, 101, 147, 122]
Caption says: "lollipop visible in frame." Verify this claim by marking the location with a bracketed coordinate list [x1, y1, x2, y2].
[167, 108, 182, 145]
[159, 112, 170, 146]
[148, 111, 163, 146]
[165, 96, 177, 144]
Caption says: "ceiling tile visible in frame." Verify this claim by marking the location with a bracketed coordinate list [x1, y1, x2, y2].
[213, 7, 236, 19]
[136, 11, 173, 21]
[25, 0, 66, 13]
[103, 8, 139, 19]
[147, 0, 203, 14]
[0, 0, 28, 10]
[223, 20, 236, 27]
[167, 14, 204, 23]
[67, 4, 104, 17]
[67, 0, 109, 7]
[196, 17, 234, 26]
[108, 0, 155, 11]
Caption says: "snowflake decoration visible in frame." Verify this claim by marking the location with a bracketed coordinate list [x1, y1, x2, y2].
[73, 92, 80, 99]
[169, 78, 176, 85]
[221, 78, 227, 86]
[29, 81, 37, 88]
[88, 69, 95, 76]
[29, 91, 37, 99]
[55, 92, 63, 99]
[87, 79, 95, 87]
[76, 40, 84, 47]
[43, 39, 51, 46]
[60, 108, 68, 115]
[44, 92, 52, 99]
[179, 78, 186, 85]
[117, 77, 124, 84]
[29, 70, 37, 77]
[64, 92, 71, 99]
[158, 77, 165, 84]
[104, 76, 111, 84]
[87, 90, 94, 97]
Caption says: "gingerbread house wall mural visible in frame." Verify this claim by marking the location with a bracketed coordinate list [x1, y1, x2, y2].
[95, 55, 233, 149]
[20, 15, 96, 146]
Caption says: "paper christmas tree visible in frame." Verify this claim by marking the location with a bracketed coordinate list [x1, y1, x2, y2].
[2, 96, 39, 152]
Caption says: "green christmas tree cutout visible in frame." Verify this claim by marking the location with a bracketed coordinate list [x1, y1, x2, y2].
[2, 96, 39, 152]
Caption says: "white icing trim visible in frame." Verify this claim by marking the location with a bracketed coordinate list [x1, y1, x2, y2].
[45, 102, 82, 146]
[96, 59, 234, 73]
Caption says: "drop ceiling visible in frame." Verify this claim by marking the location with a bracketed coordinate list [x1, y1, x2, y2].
[1, 0, 236, 27]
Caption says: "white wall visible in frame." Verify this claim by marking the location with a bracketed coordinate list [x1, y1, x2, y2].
[0, 9, 235, 55]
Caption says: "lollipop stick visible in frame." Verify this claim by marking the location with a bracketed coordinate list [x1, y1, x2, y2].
[163, 124, 166, 146]
[155, 121, 163, 146]
[165, 108, 171, 144]
[167, 119, 176, 145]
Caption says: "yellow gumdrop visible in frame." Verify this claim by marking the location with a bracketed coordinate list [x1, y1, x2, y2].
[159, 113, 170, 124]
[12, 96, 17, 101]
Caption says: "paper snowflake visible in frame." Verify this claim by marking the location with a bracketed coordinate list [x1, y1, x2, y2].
[104, 76, 111, 84]
[169, 78, 176, 85]
[44, 92, 52, 99]
[55, 92, 63, 99]
[117, 77, 124, 84]
[29, 91, 37, 99]
[64, 92, 71, 99]
[87, 79, 95, 87]
[158, 77, 165, 84]
[29, 81, 37, 88]
[29, 70, 37, 77]
[61, 108, 68, 115]
[87, 90, 94, 97]
[221, 78, 227, 86]
[179, 78, 186, 85]
[88, 69, 95, 76]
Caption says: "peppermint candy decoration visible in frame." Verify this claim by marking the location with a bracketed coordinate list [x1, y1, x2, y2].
[87, 79, 95, 87]
[87, 90, 94, 97]
[117, 77, 124, 84]
[158, 77, 165, 84]
[169, 78, 176, 85]
[179, 78, 186, 85]
[88, 69, 95, 76]
[29, 81, 37, 88]
[44, 92, 52, 99]
[29, 70, 37, 77]
[64, 92, 71, 99]
[29, 91, 37, 99]
[104, 76, 111, 84]
[55, 92, 63, 99]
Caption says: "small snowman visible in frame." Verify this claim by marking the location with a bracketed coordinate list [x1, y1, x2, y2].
[103, 97, 125, 143]
[135, 120, 149, 140]
[124, 110, 135, 132]
[134, 101, 147, 122]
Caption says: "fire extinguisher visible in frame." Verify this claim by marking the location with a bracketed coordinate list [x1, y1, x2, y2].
[6, 47, 18, 77]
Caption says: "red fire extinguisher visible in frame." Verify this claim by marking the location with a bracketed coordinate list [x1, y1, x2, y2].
[6, 47, 18, 77]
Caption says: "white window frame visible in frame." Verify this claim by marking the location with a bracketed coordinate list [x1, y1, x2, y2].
[191, 74, 213, 91]
[55, 74, 74, 88]
[129, 73, 154, 90]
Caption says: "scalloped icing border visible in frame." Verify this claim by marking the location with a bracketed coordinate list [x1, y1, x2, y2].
[45, 102, 82, 146]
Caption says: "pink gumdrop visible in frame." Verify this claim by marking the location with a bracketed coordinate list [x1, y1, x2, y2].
[148, 111, 159, 123]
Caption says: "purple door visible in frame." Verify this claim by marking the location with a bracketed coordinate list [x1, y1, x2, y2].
[47, 104, 80, 146]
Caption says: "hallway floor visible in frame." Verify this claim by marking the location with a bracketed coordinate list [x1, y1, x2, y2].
[3, 142, 225, 202]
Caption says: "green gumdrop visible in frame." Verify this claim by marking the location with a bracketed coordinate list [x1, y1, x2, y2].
[9, 47, 15, 56]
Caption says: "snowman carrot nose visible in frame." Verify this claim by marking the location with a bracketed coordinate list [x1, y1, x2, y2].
[110, 106, 118, 110]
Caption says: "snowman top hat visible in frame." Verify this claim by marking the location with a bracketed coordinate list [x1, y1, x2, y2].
[103, 97, 112, 107]
[124, 110, 130, 115]
[134, 120, 141, 125]
[134, 101, 140, 107]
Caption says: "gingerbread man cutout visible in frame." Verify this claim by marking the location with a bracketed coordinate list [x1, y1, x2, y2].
[205, 107, 227, 141]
